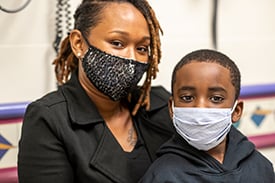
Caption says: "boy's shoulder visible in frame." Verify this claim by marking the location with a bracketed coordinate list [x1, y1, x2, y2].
[150, 86, 171, 99]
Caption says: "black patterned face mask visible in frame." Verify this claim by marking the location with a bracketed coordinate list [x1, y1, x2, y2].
[82, 43, 149, 101]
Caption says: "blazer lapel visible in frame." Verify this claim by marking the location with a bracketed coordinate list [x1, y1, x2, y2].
[136, 112, 173, 161]
[89, 126, 133, 183]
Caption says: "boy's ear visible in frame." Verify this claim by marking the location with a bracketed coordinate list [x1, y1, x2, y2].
[168, 97, 173, 119]
[232, 100, 244, 123]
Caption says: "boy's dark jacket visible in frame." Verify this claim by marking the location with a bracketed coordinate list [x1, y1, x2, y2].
[140, 126, 275, 183]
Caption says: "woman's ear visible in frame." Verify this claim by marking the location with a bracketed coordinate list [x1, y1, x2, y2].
[168, 97, 173, 119]
[69, 29, 86, 58]
[232, 100, 244, 123]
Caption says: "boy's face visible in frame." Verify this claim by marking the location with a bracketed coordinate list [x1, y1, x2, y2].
[169, 61, 243, 122]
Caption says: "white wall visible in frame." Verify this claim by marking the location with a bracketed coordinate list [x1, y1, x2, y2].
[0, 0, 275, 166]
[150, 0, 275, 89]
[0, 0, 56, 103]
[1, 0, 275, 102]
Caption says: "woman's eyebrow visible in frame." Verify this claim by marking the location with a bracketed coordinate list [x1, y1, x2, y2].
[108, 30, 151, 40]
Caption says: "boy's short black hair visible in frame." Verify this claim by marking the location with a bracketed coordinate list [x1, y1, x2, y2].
[171, 49, 241, 100]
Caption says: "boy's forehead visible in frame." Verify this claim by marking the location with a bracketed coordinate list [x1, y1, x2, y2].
[174, 61, 233, 91]
[177, 61, 229, 76]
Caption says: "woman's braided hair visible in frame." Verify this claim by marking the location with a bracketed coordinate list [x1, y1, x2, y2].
[53, 0, 163, 115]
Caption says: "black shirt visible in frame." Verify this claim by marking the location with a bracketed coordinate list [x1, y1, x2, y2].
[125, 120, 151, 182]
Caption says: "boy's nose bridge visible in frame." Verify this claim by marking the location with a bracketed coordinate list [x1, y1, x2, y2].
[196, 98, 207, 108]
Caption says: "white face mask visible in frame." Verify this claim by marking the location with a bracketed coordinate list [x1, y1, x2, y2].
[172, 101, 237, 151]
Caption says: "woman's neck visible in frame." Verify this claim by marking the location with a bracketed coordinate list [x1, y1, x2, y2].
[78, 67, 137, 152]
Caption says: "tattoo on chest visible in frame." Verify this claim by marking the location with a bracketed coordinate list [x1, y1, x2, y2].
[127, 127, 137, 147]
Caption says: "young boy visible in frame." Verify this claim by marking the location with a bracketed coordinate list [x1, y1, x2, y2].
[140, 49, 275, 182]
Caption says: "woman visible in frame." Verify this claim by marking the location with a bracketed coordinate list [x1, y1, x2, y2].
[18, 0, 175, 183]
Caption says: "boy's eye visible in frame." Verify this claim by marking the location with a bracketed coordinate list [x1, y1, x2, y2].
[180, 95, 194, 102]
[210, 96, 224, 103]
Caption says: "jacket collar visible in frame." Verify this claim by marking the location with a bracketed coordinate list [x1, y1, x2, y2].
[61, 71, 103, 125]
[158, 127, 255, 170]
[61, 71, 169, 126]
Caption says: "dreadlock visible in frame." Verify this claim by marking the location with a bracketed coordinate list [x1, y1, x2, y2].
[52, 0, 163, 115]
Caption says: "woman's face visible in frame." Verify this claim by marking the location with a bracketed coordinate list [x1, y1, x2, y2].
[85, 2, 150, 63]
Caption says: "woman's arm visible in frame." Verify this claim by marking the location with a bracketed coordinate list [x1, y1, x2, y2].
[18, 102, 74, 183]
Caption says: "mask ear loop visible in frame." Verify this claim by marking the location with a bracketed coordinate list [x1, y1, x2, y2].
[80, 32, 92, 56]
[230, 100, 238, 114]
[79, 31, 92, 47]
[170, 100, 178, 130]
[171, 100, 177, 119]
[171, 100, 175, 111]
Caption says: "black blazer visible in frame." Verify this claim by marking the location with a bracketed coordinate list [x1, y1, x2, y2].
[18, 72, 175, 183]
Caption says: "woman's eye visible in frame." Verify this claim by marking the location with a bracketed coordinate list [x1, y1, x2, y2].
[137, 46, 149, 54]
[111, 41, 123, 48]
[180, 96, 194, 102]
[210, 96, 224, 103]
